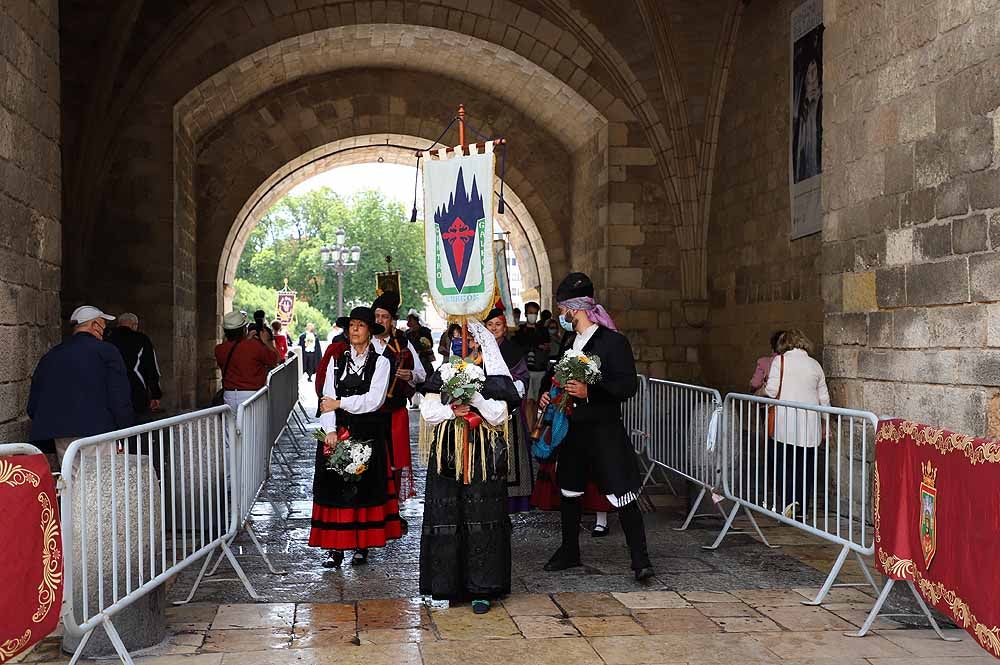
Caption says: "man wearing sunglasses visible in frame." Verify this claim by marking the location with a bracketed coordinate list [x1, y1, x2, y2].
[28, 305, 134, 465]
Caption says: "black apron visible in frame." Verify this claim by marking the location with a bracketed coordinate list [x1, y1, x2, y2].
[312, 348, 390, 508]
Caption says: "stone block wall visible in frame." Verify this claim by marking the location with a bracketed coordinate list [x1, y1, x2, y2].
[704, 0, 824, 395]
[0, 0, 61, 440]
[823, 0, 1000, 437]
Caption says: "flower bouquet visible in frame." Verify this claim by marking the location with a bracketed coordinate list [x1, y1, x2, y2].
[313, 426, 374, 481]
[531, 350, 602, 460]
[438, 358, 486, 406]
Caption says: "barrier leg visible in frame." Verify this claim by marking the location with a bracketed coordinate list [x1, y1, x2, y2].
[221, 541, 264, 601]
[850, 578, 895, 637]
[674, 486, 707, 531]
[854, 550, 883, 596]
[907, 581, 961, 642]
[282, 426, 303, 454]
[802, 544, 850, 606]
[271, 445, 296, 477]
[290, 409, 310, 436]
[102, 618, 136, 665]
[173, 545, 221, 605]
[67, 628, 95, 665]
[703, 503, 740, 550]
[740, 506, 778, 548]
[245, 521, 288, 575]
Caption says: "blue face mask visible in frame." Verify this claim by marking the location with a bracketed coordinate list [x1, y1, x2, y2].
[560, 313, 574, 332]
[451, 337, 464, 356]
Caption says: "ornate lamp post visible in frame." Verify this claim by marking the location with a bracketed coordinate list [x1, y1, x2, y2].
[319, 228, 362, 319]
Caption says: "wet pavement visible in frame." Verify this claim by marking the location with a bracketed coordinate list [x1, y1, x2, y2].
[23, 376, 985, 664]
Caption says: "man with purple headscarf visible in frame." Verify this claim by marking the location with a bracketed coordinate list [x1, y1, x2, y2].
[539, 272, 654, 581]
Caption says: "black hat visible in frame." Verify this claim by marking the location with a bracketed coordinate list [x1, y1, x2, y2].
[345, 306, 385, 336]
[483, 307, 506, 323]
[372, 291, 400, 319]
[335, 316, 350, 330]
[555, 272, 594, 302]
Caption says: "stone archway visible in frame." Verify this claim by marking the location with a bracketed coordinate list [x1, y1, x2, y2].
[216, 134, 554, 317]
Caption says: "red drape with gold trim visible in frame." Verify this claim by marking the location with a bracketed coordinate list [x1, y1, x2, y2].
[875, 419, 1000, 658]
[0, 454, 63, 663]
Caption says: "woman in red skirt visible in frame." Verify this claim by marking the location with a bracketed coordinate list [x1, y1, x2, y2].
[310, 307, 401, 567]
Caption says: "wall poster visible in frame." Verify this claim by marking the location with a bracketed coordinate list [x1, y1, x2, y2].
[790, 0, 824, 239]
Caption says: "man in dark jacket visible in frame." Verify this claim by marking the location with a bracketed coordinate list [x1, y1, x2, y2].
[539, 273, 654, 581]
[28, 305, 134, 464]
[107, 312, 163, 418]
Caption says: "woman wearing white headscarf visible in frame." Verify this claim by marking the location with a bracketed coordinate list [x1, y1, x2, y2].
[418, 322, 520, 614]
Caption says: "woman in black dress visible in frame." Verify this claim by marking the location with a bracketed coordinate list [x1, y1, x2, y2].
[418, 321, 519, 614]
[309, 307, 401, 567]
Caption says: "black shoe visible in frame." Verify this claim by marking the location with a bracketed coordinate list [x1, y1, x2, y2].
[591, 524, 610, 538]
[399, 517, 409, 535]
[351, 548, 369, 566]
[634, 566, 655, 582]
[322, 550, 344, 568]
[544, 547, 582, 572]
[472, 600, 491, 614]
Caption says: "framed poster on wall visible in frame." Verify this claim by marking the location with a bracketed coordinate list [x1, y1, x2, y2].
[790, 0, 824, 239]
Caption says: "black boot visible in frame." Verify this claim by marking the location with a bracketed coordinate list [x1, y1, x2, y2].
[544, 495, 582, 571]
[619, 502, 654, 581]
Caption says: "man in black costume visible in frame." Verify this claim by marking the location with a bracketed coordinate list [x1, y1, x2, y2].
[540, 272, 654, 581]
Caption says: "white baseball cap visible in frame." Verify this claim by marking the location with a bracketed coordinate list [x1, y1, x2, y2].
[70, 305, 115, 324]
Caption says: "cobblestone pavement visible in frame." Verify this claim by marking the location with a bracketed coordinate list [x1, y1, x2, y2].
[22, 379, 987, 664]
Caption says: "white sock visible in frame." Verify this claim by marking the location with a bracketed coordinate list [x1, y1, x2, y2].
[596, 511, 608, 528]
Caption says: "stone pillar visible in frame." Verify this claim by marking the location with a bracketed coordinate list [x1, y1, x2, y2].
[0, 0, 62, 441]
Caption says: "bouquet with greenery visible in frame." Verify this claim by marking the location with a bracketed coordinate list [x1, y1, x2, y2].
[553, 349, 602, 385]
[438, 357, 486, 405]
[313, 427, 373, 481]
[531, 350, 602, 460]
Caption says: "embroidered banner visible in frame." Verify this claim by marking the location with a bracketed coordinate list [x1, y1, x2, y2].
[0, 454, 63, 662]
[874, 419, 1000, 658]
[276, 290, 296, 326]
[789, 0, 823, 239]
[422, 143, 496, 317]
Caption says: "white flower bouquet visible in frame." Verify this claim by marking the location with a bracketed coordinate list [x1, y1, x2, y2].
[313, 427, 373, 481]
[439, 357, 486, 405]
[553, 349, 602, 386]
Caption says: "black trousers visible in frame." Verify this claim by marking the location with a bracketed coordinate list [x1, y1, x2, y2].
[769, 440, 819, 519]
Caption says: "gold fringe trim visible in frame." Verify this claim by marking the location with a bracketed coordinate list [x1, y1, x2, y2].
[418, 406, 511, 483]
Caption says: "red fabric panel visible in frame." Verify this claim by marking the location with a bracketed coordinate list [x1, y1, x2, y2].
[875, 419, 1000, 659]
[307, 477, 403, 550]
[0, 454, 63, 662]
[389, 408, 411, 470]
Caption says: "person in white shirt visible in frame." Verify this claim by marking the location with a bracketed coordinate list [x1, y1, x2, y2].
[309, 307, 401, 568]
[762, 328, 831, 520]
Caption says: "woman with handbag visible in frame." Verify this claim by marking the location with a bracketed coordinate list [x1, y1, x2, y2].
[760, 329, 830, 520]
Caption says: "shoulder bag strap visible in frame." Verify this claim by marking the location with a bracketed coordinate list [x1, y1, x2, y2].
[776, 354, 785, 400]
[220, 339, 242, 390]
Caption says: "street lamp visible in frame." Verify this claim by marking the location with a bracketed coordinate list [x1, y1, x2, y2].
[320, 228, 362, 319]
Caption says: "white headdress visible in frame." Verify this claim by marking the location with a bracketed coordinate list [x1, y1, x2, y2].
[467, 321, 512, 380]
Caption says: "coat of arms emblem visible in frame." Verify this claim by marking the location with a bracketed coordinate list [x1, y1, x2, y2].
[919, 460, 937, 568]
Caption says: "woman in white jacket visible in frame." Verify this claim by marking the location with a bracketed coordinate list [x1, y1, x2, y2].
[762, 329, 830, 519]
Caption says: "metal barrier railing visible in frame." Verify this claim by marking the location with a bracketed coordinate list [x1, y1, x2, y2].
[712, 393, 882, 605]
[180, 355, 302, 600]
[0, 442, 44, 457]
[59, 407, 256, 665]
[644, 379, 733, 529]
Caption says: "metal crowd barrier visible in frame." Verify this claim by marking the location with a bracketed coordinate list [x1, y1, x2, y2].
[59, 407, 255, 665]
[181, 355, 303, 599]
[643, 379, 738, 530]
[712, 393, 882, 605]
[0, 442, 44, 457]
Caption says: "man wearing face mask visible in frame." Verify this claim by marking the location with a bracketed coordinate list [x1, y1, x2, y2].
[538, 273, 654, 581]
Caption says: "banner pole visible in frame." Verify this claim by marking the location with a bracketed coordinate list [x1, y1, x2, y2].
[458, 104, 466, 154]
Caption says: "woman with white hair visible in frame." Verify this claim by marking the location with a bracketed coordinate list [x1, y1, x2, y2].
[418, 322, 520, 614]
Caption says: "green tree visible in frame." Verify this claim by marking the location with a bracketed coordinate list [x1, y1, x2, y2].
[232, 278, 332, 338]
[236, 188, 429, 322]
